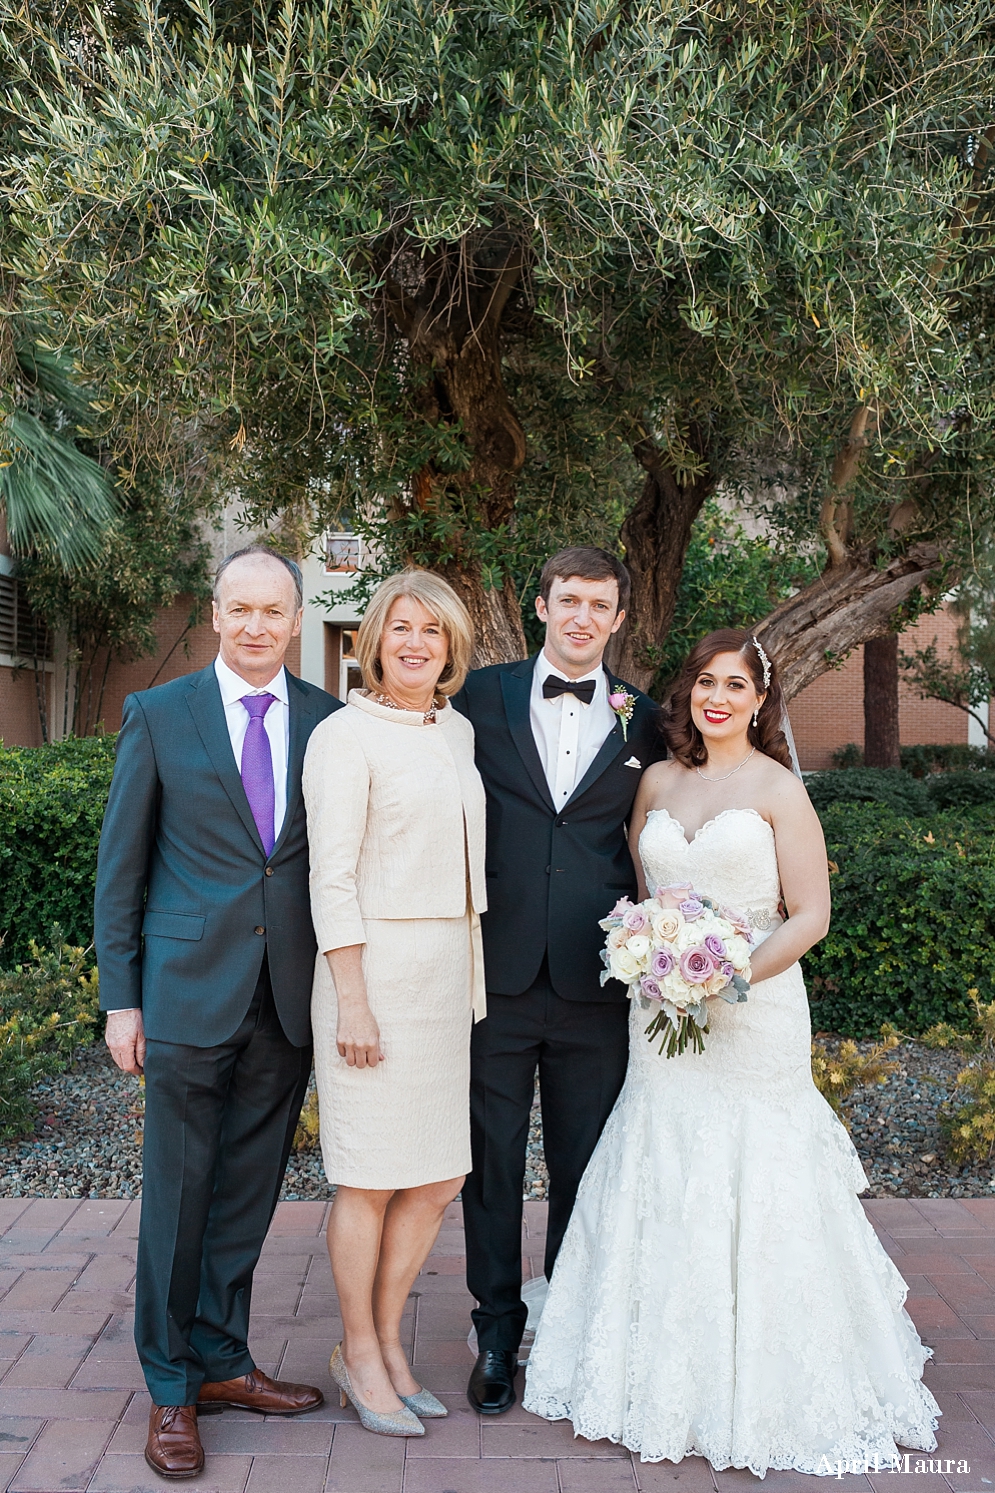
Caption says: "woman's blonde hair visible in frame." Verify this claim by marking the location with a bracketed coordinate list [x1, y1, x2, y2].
[355, 569, 474, 697]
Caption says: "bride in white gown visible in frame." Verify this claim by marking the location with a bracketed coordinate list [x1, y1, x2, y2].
[523, 629, 939, 1476]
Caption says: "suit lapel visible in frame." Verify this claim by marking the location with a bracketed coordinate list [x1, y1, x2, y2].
[565, 667, 631, 806]
[500, 658, 555, 812]
[272, 674, 315, 858]
[186, 665, 266, 854]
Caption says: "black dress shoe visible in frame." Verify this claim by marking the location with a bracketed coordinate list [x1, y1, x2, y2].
[467, 1350, 518, 1415]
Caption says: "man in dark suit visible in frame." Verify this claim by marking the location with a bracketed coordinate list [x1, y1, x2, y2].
[95, 545, 341, 1480]
[453, 546, 663, 1415]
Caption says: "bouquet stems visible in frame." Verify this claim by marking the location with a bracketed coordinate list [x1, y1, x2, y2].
[645, 1008, 710, 1058]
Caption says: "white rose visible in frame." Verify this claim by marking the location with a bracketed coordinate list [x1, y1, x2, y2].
[612, 948, 642, 980]
[725, 934, 752, 969]
[625, 934, 652, 963]
[608, 925, 628, 950]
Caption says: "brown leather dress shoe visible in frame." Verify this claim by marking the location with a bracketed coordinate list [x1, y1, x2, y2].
[145, 1404, 204, 1480]
[197, 1367, 324, 1416]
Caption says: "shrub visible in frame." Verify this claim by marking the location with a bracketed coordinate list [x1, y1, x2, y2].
[926, 771, 995, 810]
[804, 768, 930, 816]
[0, 736, 115, 967]
[0, 928, 100, 1140]
[921, 996, 995, 1166]
[831, 743, 864, 769]
[810, 1031, 900, 1122]
[804, 804, 995, 1036]
[901, 743, 995, 777]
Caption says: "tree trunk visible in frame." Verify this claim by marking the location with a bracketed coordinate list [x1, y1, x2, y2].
[863, 634, 901, 767]
[610, 434, 714, 691]
[384, 235, 529, 665]
[753, 541, 943, 701]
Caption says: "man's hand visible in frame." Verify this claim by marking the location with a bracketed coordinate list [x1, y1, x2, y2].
[105, 1008, 146, 1076]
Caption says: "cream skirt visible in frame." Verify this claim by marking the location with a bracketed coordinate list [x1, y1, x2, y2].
[311, 915, 474, 1190]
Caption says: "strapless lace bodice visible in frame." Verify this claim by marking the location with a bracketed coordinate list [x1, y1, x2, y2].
[639, 806, 780, 923]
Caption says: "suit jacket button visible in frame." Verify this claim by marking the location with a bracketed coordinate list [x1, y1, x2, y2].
[265, 867, 274, 876]
[545, 865, 551, 874]
[255, 926, 265, 935]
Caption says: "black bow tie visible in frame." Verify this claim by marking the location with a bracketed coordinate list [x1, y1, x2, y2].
[543, 675, 596, 705]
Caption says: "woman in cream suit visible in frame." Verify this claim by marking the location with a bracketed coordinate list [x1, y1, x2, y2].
[303, 569, 486, 1439]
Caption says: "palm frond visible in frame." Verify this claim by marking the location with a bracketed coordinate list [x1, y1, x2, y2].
[0, 411, 118, 568]
[14, 341, 96, 425]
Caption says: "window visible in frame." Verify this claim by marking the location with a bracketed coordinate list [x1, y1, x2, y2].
[325, 532, 361, 573]
[0, 575, 51, 661]
[341, 629, 362, 699]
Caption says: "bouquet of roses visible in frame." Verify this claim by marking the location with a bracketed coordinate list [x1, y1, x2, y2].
[599, 882, 753, 1057]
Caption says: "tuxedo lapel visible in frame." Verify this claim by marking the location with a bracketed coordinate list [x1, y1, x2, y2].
[186, 666, 265, 854]
[500, 658, 555, 812]
[272, 675, 315, 859]
[565, 668, 630, 806]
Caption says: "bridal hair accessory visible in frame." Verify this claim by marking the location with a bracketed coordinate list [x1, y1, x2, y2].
[599, 884, 752, 1057]
[752, 636, 771, 690]
[608, 688, 636, 741]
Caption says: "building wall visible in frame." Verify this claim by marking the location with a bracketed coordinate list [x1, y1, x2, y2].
[788, 604, 991, 770]
[0, 665, 48, 747]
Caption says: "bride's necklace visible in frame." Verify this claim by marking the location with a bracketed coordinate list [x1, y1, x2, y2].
[697, 747, 756, 782]
[372, 689, 439, 725]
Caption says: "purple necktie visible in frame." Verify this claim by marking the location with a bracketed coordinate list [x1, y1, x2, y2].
[240, 693, 277, 856]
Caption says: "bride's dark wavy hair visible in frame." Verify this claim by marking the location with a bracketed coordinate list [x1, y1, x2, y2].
[662, 628, 792, 771]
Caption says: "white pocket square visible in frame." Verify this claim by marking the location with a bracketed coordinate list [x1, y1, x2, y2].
[624, 756, 642, 768]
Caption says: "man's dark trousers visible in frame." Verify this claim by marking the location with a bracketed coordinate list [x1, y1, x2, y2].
[462, 958, 629, 1353]
[137, 957, 311, 1405]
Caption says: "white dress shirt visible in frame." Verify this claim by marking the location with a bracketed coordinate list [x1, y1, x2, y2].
[530, 652, 616, 807]
[214, 655, 291, 843]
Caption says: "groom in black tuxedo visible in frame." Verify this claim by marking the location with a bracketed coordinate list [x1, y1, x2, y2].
[95, 547, 340, 1479]
[454, 546, 663, 1414]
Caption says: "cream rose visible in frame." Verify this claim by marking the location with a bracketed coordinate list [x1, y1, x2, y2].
[652, 908, 683, 942]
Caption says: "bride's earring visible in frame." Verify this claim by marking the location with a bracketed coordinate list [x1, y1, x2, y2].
[752, 708, 759, 728]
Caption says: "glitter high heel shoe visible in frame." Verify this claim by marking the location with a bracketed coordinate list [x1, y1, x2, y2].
[399, 1387, 448, 1418]
[328, 1345, 425, 1438]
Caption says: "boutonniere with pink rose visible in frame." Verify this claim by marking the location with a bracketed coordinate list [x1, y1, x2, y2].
[608, 687, 636, 740]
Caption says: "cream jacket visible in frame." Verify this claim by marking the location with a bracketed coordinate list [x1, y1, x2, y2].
[303, 689, 487, 953]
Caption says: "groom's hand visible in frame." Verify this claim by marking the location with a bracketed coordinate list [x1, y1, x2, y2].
[105, 1008, 146, 1077]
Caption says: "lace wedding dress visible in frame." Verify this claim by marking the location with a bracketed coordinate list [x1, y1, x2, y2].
[523, 807, 940, 1476]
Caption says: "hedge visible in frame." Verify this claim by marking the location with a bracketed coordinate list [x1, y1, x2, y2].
[1, 740, 994, 1042]
[0, 737, 115, 967]
[804, 802, 995, 1037]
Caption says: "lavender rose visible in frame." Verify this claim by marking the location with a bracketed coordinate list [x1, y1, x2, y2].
[704, 933, 727, 960]
[651, 947, 676, 978]
[680, 945, 716, 984]
[679, 898, 704, 921]
[640, 975, 664, 1002]
[720, 961, 735, 979]
[623, 906, 649, 933]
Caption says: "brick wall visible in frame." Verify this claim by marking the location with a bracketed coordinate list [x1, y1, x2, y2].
[0, 666, 47, 747]
[788, 604, 991, 770]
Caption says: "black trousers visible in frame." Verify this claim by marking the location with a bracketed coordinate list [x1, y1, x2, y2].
[462, 958, 629, 1353]
[135, 958, 312, 1405]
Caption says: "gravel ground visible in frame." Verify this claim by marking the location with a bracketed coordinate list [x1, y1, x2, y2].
[0, 1038, 991, 1201]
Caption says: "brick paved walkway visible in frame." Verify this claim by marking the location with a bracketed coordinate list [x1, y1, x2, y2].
[0, 1196, 992, 1491]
